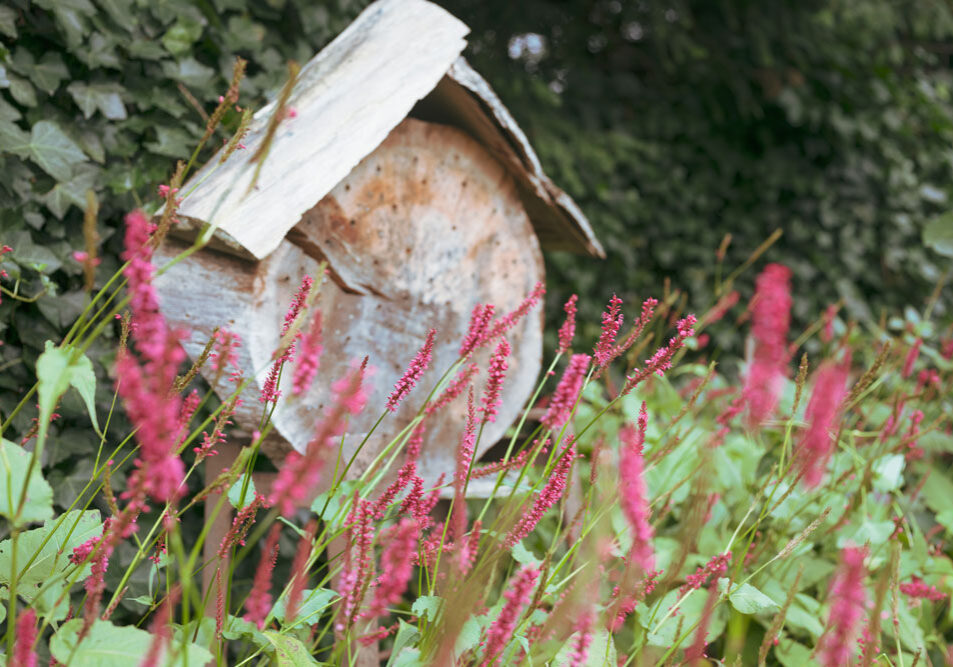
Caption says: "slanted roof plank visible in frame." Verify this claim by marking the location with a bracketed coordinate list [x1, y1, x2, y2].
[176, 0, 469, 260]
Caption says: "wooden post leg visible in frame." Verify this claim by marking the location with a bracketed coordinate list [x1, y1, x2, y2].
[202, 441, 243, 613]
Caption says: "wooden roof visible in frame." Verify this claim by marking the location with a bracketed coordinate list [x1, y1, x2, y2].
[174, 0, 604, 260]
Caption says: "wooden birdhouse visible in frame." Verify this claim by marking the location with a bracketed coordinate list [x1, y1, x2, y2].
[153, 0, 603, 494]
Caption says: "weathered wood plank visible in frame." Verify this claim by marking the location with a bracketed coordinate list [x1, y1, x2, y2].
[175, 0, 469, 260]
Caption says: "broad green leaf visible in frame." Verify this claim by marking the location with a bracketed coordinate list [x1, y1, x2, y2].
[387, 620, 421, 667]
[784, 598, 824, 638]
[66, 82, 127, 120]
[28, 121, 87, 181]
[922, 467, 953, 516]
[273, 588, 337, 627]
[0, 6, 17, 38]
[837, 520, 895, 548]
[411, 595, 442, 622]
[0, 438, 53, 527]
[50, 618, 212, 666]
[871, 454, 905, 493]
[263, 631, 318, 666]
[228, 474, 257, 510]
[30, 53, 69, 95]
[726, 582, 779, 615]
[452, 615, 483, 656]
[0, 510, 102, 594]
[391, 647, 424, 667]
[311, 480, 359, 531]
[924, 212, 953, 257]
[511, 540, 541, 566]
[36, 342, 96, 444]
[775, 639, 819, 667]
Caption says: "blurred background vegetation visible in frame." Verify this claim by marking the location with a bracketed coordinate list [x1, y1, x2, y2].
[2, 0, 952, 428]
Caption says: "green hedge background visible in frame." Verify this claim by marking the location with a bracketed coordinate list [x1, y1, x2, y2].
[2, 0, 953, 425]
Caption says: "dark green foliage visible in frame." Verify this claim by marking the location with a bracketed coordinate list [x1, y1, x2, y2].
[439, 0, 953, 334]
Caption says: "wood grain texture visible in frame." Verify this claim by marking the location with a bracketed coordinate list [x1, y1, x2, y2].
[414, 58, 605, 258]
[156, 118, 544, 488]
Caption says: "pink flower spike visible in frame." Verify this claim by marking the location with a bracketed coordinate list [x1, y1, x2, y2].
[621, 314, 696, 395]
[481, 565, 539, 667]
[387, 329, 436, 411]
[557, 294, 578, 354]
[796, 357, 850, 488]
[459, 303, 496, 358]
[614, 297, 659, 358]
[619, 403, 655, 573]
[818, 546, 867, 667]
[542, 354, 591, 431]
[899, 576, 947, 602]
[479, 338, 511, 424]
[742, 263, 792, 426]
[270, 361, 370, 516]
[243, 524, 281, 629]
[285, 520, 317, 625]
[593, 294, 624, 368]
[427, 362, 479, 414]
[822, 303, 838, 343]
[485, 282, 545, 342]
[451, 388, 477, 539]
[260, 275, 313, 404]
[365, 518, 418, 618]
[292, 309, 323, 396]
[13, 607, 38, 667]
[141, 587, 178, 667]
[902, 338, 922, 379]
[568, 608, 595, 667]
[505, 440, 575, 548]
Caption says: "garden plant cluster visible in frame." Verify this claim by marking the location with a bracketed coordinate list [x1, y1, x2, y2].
[1, 45, 953, 667]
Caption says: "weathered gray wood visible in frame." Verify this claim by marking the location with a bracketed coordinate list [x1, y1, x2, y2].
[156, 118, 544, 488]
[175, 0, 470, 260]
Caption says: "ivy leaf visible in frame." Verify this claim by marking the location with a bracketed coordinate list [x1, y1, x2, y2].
[144, 126, 195, 159]
[725, 582, 780, 615]
[161, 17, 205, 58]
[30, 53, 69, 95]
[66, 82, 127, 120]
[44, 163, 99, 219]
[96, 0, 137, 32]
[263, 632, 318, 666]
[0, 438, 54, 527]
[50, 618, 213, 666]
[8, 73, 37, 107]
[0, 119, 30, 157]
[161, 57, 215, 89]
[27, 121, 87, 181]
[0, 6, 17, 38]
[924, 212, 953, 257]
